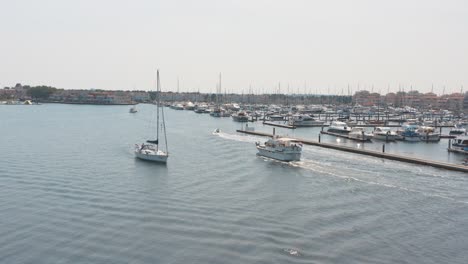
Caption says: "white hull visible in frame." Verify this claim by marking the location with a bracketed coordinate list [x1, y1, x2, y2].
[135, 149, 168, 163]
[403, 136, 421, 142]
[256, 147, 301, 161]
[420, 134, 440, 142]
[348, 133, 373, 141]
[373, 133, 398, 141]
[327, 128, 351, 134]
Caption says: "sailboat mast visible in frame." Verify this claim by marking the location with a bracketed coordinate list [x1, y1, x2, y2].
[219, 73, 222, 107]
[160, 72, 169, 154]
[156, 70, 160, 151]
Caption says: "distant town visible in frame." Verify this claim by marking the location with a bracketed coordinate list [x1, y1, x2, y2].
[1, 83, 467, 114]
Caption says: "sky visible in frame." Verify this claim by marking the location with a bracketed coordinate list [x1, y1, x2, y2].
[1, 0, 467, 95]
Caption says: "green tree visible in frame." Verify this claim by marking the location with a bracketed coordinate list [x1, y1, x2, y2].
[27, 86, 57, 99]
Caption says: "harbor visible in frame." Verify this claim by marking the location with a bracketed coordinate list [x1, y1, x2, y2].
[2, 102, 468, 264]
[161, 97, 468, 168]
[237, 129, 468, 173]
[4, 0, 468, 262]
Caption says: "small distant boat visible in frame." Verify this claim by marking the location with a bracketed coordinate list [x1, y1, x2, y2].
[256, 136, 302, 162]
[210, 108, 230, 117]
[373, 127, 398, 141]
[232, 111, 250, 122]
[348, 127, 373, 141]
[194, 104, 208, 113]
[184, 102, 195, 110]
[327, 121, 351, 134]
[129, 106, 138, 113]
[135, 70, 169, 163]
[173, 103, 184, 110]
[288, 114, 324, 127]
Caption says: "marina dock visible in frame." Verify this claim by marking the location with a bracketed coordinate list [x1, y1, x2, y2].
[236, 129, 468, 173]
[320, 131, 371, 142]
[262, 122, 296, 129]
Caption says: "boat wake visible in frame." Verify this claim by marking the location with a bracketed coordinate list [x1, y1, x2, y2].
[212, 131, 261, 144]
[213, 131, 468, 204]
[295, 152, 468, 205]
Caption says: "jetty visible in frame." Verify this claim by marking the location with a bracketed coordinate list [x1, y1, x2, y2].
[262, 122, 296, 129]
[236, 129, 468, 173]
[320, 131, 371, 142]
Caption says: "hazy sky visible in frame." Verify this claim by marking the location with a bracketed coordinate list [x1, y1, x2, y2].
[1, 0, 467, 94]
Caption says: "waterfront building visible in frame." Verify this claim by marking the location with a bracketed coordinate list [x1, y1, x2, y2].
[352, 90, 380, 106]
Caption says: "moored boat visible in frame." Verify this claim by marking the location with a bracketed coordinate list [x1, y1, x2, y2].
[327, 121, 351, 134]
[348, 127, 373, 141]
[418, 126, 441, 142]
[449, 126, 467, 136]
[173, 103, 184, 110]
[397, 125, 421, 142]
[232, 111, 250, 122]
[184, 102, 195, 110]
[373, 127, 398, 141]
[288, 114, 324, 127]
[449, 135, 468, 155]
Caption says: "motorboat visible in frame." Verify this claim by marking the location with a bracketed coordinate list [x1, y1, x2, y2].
[135, 70, 169, 163]
[232, 111, 250, 122]
[184, 102, 195, 110]
[288, 115, 324, 127]
[268, 114, 284, 121]
[450, 135, 468, 154]
[348, 127, 373, 141]
[194, 104, 208, 113]
[173, 103, 184, 110]
[418, 126, 440, 142]
[373, 127, 398, 141]
[449, 126, 467, 136]
[256, 136, 302, 162]
[397, 125, 420, 142]
[129, 106, 138, 113]
[327, 121, 351, 134]
[210, 107, 230, 117]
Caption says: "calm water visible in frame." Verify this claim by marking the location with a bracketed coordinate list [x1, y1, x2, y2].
[1, 104, 468, 264]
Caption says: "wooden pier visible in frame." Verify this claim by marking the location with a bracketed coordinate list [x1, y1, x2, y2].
[262, 122, 296, 129]
[320, 131, 371, 142]
[236, 129, 468, 173]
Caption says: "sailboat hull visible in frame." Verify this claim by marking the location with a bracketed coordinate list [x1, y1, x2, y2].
[135, 151, 168, 163]
[135, 145, 168, 163]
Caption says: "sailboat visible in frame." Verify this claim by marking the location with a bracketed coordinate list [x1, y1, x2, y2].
[135, 70, 169, 163]
[210, 73, 225, 117]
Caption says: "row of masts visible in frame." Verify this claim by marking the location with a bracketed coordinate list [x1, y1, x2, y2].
[167, 77, 464, 96]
